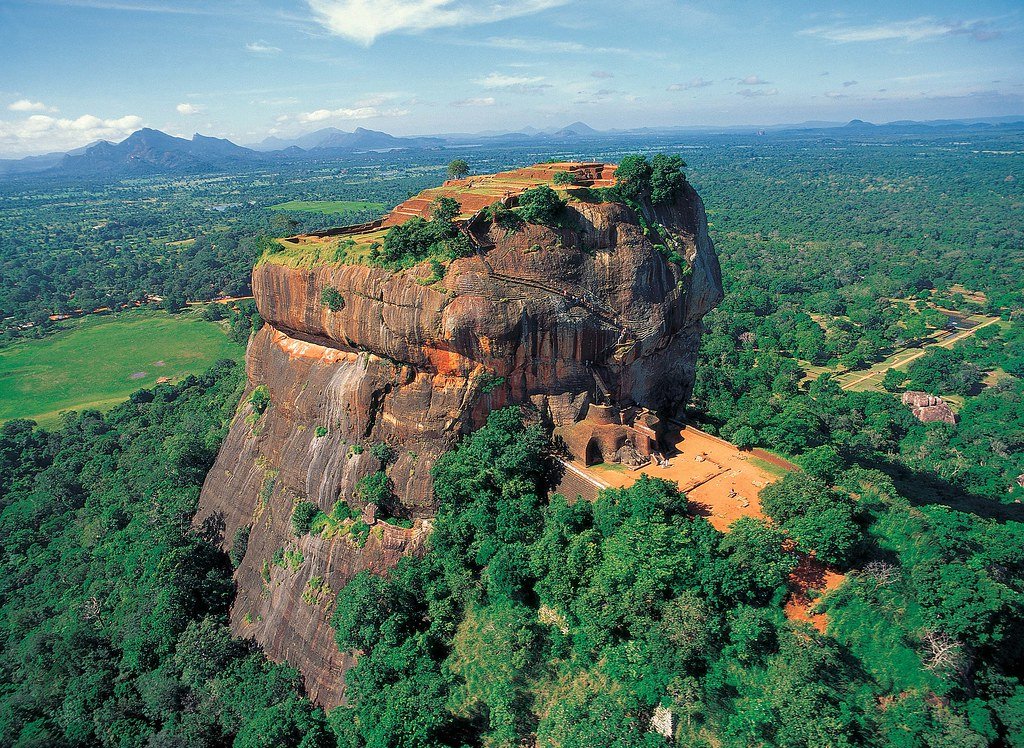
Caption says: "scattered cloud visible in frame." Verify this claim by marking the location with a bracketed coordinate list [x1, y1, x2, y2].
[737, 88, 779, 98]
[8, 99, 57, 113]
[246, 40, 282, 54]
[738, 75, 772, 86]
[451, 96, 496, 107]
[294, 105, 406, 123]
[485, 36, 586, 53]
[800, 17, 1001, 44]
[24, 0, 222, 15]
[668, 77, 713, 91]
[479, 35, 657, 60]
[843, 80, 859, 88]
[353, 93, 398, 107]
[254, 97, 300, 106]
[591, 71, 614, 79]
[306, 0, 569, 45]
[475, 72, 550, 94]
[0, 112, 144, 157]
[176, 102, 202, 115]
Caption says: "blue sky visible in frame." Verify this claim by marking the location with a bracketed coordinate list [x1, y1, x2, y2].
[1, 0, 1022, 156]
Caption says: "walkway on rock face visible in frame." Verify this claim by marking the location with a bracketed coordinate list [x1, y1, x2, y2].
[466, 234, 627, 337]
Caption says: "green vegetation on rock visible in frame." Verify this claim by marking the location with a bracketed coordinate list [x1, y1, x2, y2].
[373, 196, 473, 269]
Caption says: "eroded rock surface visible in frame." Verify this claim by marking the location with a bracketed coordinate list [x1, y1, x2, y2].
[195, 165, 722, 706]
[902, 390, 958, 424]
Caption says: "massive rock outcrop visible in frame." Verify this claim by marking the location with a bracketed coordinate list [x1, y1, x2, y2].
[195, 163, 723, 706]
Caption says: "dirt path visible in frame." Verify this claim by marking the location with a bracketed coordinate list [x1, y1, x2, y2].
[840, 316, 1001, 391]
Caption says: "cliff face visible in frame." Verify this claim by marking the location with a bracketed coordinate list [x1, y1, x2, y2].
[195, 167, 723, 706]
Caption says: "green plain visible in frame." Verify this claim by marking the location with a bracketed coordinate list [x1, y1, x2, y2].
[269, 200, 385, 214]
[0, 309, 244, 427]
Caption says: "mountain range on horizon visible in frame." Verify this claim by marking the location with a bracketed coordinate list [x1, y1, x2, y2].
[2, 115, 1022, 179]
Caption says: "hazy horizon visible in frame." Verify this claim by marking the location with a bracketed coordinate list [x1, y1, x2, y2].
[2, 0, 1023, 157]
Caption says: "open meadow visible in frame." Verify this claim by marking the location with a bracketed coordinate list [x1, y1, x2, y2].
[270, 199, 385, 214]
[0, 309, 243, 427]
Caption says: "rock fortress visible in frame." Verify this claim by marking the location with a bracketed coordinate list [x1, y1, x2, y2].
[196, 161, 724, 705]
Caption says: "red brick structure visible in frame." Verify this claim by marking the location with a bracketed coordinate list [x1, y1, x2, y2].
[901, 391, 958, 424]
[556, 403, 661, 468]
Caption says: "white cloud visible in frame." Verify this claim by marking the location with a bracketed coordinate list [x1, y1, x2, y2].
[255, 97, 300, 106]
[476, 73, 543, 88]
[800, 17, 1001, 44]
[8, 99, 57, 113]
[738, 75, 771, 86]
[668, 77, 713, 91]
[295, 106, 406, 123]
[474, 72, 549, 94]
[0, 112, 144, 157]
[353, 93, 397, 107]
[451, 96, 496, 107]
[591, 70, 614, 79]
[480, 35, 654, 59]
[306, 0, 569, 45]
[485, 36, 586, 53]
[737, 88, 779, 98]
[246, 40, 282, 54]
[176, 102, 202, 115]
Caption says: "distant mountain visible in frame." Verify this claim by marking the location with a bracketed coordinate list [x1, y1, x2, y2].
[59, 129, 260, 174]
[3, 117, 1022, 180]
[251, 127, 443, 152]
[552, 121, 599, 137]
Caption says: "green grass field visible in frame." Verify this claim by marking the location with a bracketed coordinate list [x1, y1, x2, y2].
[270, 200, 385, 214]
[0, 310, 244, 427]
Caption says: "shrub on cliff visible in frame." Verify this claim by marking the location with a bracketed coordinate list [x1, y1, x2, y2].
[375, 196, 472, 269]
[354, 470, 396, 508]
[650, 154, 688, 204]
[486, 201, 524, 231]
[291, 500, 320, 536]
[230, 524, 251, 567]
[320, 287, 345, 311]
[615, 153, 687, 206]
[516, 185, 566, 226]
[370, 441, 397, 466]
[447, 159, 469, 179]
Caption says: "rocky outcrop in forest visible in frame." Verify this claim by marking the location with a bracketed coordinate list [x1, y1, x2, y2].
[195, 163, 723, 705]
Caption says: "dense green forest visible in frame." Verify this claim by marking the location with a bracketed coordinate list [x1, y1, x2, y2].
[0, 133, 1021, 746]
[0, 363, 330, 747]
[5, 398, 1019, 747]
[327, 408, 1023, 747]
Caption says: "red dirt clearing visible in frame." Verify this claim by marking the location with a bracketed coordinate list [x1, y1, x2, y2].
[581, 426, 846, 630]
[784, 555, 846, 633]
[587, 425, 785, 532]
